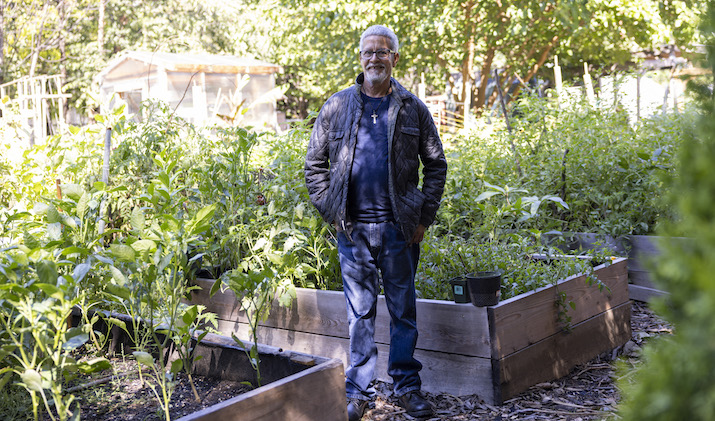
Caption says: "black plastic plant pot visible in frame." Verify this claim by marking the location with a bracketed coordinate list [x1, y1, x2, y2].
[449, 277, 471, 303]
[466, 271, 502, 307]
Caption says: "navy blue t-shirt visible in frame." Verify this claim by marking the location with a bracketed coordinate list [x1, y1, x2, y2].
[347, 93, 394, 222]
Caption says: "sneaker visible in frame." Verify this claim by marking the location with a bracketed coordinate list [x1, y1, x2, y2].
[398, 391, 434, 418]
[347, 397, 369, 421]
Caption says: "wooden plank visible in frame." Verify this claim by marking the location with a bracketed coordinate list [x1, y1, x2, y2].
[495, 301, 631, 403]
[629, 270, 656, 288]
[191, 279, 492, 358]
[629, 284, 668, 302]
[179, 359, 347, 421]
[489, 258, 628, 359]
[213, 319, 496, 401]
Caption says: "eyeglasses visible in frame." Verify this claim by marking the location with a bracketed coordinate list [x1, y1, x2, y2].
[360, 49, 396, 60]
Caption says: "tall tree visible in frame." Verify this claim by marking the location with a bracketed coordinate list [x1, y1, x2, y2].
[265, 0, 704, 117]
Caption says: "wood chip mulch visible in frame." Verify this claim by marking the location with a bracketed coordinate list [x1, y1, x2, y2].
[364, 301, 673, 421]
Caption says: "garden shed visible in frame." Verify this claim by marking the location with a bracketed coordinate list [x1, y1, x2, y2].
[95, 51, 283, 129]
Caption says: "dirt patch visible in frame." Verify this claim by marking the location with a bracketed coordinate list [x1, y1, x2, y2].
[68, 357, 251, 420]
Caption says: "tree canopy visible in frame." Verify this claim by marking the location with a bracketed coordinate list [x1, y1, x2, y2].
[0, 0, 705, 119]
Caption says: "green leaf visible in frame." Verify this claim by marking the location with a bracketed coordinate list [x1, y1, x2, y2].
[131, 240, 157, 255]
[23, 231, 40, 250]
[182, 305, 199, 326]
[73, 262, 91, 282]
[107, 317, 128, 333]
[77, 192, 90, 217]
[109, 266, 128, 285]
[110, 244, 136, 262]
[77, 358, 111, 374]
[61, 184, 84, 201]
[189, 204, 217, 235]
[130, 207, 145, 233]
[209, 279, 222, 297]
[47, 222, 62, 241]
[36, 261, 59, 284]
[46, 205, 62, 223]
[63, 329, 89, 350]
[20, 369, 43, 392]
[33, 283, 63, 299]
[133, 351, 154, 367]
[475, 191, 501, 202]
[170, 359, 183, 374]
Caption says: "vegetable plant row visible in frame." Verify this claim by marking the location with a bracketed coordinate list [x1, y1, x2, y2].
[0, 95, 697, 419]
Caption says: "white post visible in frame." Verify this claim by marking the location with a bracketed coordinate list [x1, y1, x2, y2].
[583, 62, 595, 105]
[554, 56, 563, 108]
[98, 127, 112, 235]
[463, 80, 472, 129]
[418, 72, 426, 101]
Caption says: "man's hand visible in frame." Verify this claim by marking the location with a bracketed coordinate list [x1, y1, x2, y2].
[410, 224, 426, 245]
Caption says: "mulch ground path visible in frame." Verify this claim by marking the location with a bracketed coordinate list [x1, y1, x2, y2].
[363, 301, 673, 421]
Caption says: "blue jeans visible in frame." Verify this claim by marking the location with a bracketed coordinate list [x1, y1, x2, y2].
[337, 221, 422, 400]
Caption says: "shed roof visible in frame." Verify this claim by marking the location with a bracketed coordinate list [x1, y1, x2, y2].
[96, 51, 282, 83]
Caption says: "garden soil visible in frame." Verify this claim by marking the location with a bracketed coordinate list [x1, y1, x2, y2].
[66, 301, 669, 420]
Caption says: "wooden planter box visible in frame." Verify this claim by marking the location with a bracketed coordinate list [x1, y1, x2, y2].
[190, 258, 630, 405]
[90, 312, 347, 421]
[544, 233, 689, 302]
[179, 334, 346, 421]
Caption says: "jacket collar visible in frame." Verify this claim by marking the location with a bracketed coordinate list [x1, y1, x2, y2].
[354, 73, 409, 100]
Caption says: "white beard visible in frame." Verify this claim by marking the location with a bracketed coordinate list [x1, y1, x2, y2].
[364, 66, 389, 85]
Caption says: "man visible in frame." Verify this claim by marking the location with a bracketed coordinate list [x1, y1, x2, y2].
[305, 25, 447, 420]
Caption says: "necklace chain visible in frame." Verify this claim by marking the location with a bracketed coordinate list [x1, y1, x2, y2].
[369, 95, 389, 125]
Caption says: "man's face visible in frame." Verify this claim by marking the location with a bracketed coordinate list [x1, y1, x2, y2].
[360, 35, 399, 86]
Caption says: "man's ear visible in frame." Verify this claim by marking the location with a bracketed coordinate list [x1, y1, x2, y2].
[393, 52, 400, 67]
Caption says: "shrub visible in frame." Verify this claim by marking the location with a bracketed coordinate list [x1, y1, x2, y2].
[617, 5, 715, 419]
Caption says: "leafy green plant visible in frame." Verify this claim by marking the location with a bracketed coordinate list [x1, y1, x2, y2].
[0, 225, 110, 420]
[617, 6, 715, 418]
[474, 181, 568, 241]
[215, 265, 296, 387]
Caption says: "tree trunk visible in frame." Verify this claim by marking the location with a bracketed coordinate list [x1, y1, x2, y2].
[475, 47, 495, 112]
[509, 35, 559, 102]
[29, 1, 51, 78]
[460, 1, 476, 109]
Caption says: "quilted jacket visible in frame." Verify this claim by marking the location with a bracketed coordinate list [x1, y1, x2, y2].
[305, 73, 447, 241]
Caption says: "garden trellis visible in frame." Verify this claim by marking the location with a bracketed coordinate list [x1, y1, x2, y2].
[0, 75, 70, 146]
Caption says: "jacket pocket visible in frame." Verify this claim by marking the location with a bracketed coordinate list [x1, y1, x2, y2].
[328, 130, 345, 162]
[401, 126, 420, 137]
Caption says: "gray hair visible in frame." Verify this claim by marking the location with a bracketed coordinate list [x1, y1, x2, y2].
[360, 25, 399, 52]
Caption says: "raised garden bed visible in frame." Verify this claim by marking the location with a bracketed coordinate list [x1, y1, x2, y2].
[189, 257, 630, 405]
[73, 313, 347, 421]
[545, 233, 690, 302]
